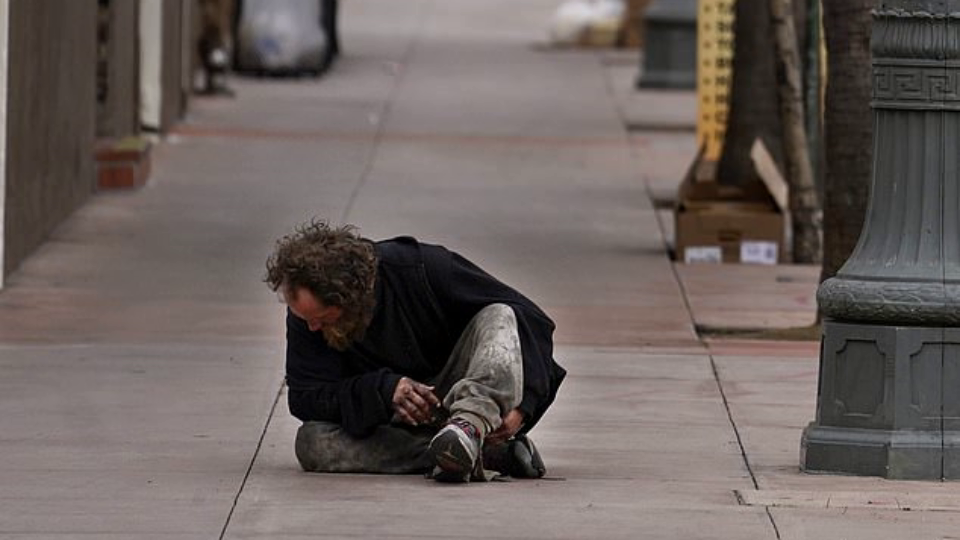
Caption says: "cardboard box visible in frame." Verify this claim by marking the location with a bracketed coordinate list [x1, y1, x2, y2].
[674, 140, 787, 264]
[676, 202, 784, 264]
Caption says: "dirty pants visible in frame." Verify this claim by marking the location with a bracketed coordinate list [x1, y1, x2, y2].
[294, 303, 524, 473]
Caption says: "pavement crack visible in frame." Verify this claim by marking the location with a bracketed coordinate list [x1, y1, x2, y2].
[764, 507, 783, 540]
[219, 380, 284, 540]
[657, 214, 780, 537]
[339, 0, 432, 224]
[708, 351, 759, 490]
[647, 138, 782, 538]
[708, 352, 782, 539]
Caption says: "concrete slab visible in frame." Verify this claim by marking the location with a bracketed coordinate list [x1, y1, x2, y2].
[602, 51, 697, 133]
[226, 502, 773, 540]
[707, 339, 821, 358]
[771, 507, 960, 540]
[676, 264, 820, 331]
[227, 347, 763, 538]
[556, 348, 715, 380]
[632, 131, 698, 205]
[741, 489, 960, 512]
[0, 499, 230, 536]
[0, 136, 370, 344]
[712, 349, 960, 524]
[230, 418, 762, 540]
[712, 354, 820, 382]
[760, 470, 960, 496]
[3, 0, 939, 538]
[349, 125, 695, 349]
[0, 536, 207, 540]
[0, 344, 281, 536]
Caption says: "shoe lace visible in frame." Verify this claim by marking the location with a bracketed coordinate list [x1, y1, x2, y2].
[450, 418, 481, 442]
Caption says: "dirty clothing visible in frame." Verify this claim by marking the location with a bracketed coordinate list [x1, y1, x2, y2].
[285, 236, 565, 438]
[295, 304, 523, 473]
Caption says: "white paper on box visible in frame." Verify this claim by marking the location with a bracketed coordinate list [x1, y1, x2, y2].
[684, 246, 722, 264]
[740, 241, 778, 265]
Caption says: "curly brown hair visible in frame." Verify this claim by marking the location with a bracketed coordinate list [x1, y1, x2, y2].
[265, 220, 378, 345]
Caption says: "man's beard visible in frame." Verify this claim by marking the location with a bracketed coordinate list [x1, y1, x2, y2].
[322, 312, 370, 351]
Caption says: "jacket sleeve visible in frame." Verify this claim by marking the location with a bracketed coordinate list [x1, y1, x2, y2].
[423, 247, 561, 428]
[285, 310, 402, 437]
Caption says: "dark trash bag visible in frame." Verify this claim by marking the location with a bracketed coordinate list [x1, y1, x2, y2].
[236, 0, 331, 74]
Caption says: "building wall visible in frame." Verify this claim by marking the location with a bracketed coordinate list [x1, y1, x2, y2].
[3, 0, 98, 277]
[141, 0, 187, 132]
[0, 0, 8, 287]
[160, 0, 186, 131]
[140, 0, 162, 129]
[98, 0, 140, 138]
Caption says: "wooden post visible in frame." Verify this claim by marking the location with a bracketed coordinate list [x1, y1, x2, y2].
[769, 0, 822, 263]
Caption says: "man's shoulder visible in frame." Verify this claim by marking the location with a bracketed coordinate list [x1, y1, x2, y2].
[375, 236, 449, 266]
[375, 235, 419, 249]
[374, 236, 419, 265]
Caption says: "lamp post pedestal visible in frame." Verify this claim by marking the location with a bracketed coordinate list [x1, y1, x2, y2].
[802, 2, 960, 480]
[803, 322, 960, 479]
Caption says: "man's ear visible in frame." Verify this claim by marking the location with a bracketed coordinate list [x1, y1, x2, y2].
[325, 305, 344, 322]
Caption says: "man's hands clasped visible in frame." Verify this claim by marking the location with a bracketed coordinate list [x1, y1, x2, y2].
[392, 378, 525, 445]
[392, 377, 441, 426]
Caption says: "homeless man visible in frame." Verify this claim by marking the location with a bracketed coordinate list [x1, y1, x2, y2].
[264, 221, 565, 482]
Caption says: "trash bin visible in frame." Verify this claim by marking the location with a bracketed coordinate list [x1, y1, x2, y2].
[235, 0, 331, 75]
[636, 0, 697, 89]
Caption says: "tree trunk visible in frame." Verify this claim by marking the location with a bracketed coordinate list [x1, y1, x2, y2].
[804, 0, 823, 191]
[717, 0, 784, 187]
[770, 0, 822, 263]
[819, 0, 873, 282]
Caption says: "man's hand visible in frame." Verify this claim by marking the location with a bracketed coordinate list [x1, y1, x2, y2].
[392, 377, 440, 426]
[486, 408, 525, 446]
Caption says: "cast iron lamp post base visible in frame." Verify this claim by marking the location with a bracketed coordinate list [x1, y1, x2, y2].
[802, 2, 960, 480]
[803, 321, 960, 479]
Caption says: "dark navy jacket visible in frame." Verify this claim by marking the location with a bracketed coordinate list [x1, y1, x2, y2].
[285, 237, 565, 437]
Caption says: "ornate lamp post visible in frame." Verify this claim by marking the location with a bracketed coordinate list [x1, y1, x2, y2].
[802, 1, 960, 479]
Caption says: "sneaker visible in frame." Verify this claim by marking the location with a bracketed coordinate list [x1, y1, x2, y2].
[483, 434, 546, 479]
[428, 418, 482, 482]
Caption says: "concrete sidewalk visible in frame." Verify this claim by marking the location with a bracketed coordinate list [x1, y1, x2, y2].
[1, 1, 959, 538]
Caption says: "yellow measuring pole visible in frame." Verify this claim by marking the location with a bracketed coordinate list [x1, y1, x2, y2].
[697, 0, 736, 167]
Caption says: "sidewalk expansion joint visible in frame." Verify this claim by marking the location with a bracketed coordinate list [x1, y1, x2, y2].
[651, 182, 782, 538]
[218, 380, 284, 540]
[339, 0, 429, 225]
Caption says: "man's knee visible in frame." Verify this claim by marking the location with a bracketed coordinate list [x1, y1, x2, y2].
[478, 303, 515, 320]
[473, 304, 518, 336]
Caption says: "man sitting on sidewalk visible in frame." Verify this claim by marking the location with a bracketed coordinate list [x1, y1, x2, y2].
[264, 221, 565, 482]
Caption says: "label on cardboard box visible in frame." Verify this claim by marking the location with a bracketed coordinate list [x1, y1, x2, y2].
[684, 246, 723, 264]
[740, 241, 778, 265]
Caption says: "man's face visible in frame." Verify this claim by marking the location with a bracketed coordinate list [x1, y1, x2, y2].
[284, 287, 343, 334]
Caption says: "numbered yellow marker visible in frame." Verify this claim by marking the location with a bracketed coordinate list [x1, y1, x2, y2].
[697, 0, 736, 164]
